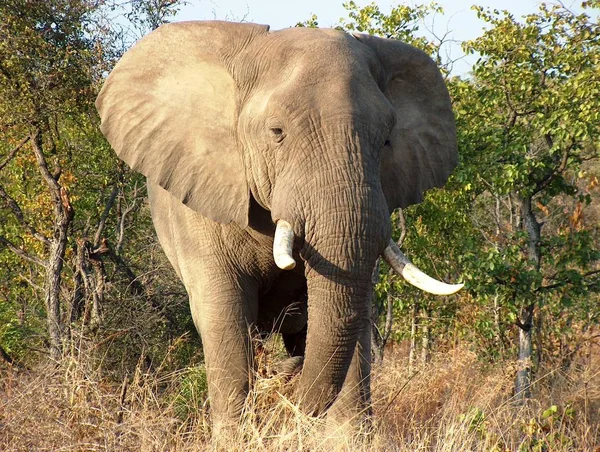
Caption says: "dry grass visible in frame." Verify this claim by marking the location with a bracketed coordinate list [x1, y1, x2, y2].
[1, 342, 599, 451]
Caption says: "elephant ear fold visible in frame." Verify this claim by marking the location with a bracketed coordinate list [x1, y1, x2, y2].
[96, 21, 270, 228]
[353, 33, 458, 211]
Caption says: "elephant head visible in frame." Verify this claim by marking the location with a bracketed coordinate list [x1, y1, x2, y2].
[96, 21, 460, 419]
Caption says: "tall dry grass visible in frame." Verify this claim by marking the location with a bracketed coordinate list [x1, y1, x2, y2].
[1, 341, 598, 451]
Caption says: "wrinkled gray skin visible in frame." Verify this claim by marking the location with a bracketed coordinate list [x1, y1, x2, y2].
[96, 21, 457, 434]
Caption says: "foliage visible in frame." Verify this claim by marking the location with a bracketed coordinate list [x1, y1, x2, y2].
[173, 365, 209, 421]
[126, 0, 183, 32]
[338, 1, 442, 54]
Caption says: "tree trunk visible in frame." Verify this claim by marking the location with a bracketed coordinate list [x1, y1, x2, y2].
[31, 130, 74, 361]
[73, 239, 108, 331]
[90, 252, 105, 329]
[493, 291, 502, 348]
[420, 305, 430, 365]
[70, 241, 86, 324]
[535, 306, 544, 368]
[515, 303, 534, 401]
[371, 259, 383, 363]
[408, 301, 419, 372]
[515, 196, 542, 402]
[45, 239, 68, 360]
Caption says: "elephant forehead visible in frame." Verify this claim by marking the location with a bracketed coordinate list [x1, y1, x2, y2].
[263, 28, 371, 71]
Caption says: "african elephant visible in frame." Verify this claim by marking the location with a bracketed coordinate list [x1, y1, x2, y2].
[95, 20, 462, 434]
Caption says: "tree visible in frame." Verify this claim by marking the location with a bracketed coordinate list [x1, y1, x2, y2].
[0, 0, 105, 359]
[0, 0, 189, 363]
[455, 3, 600, 399]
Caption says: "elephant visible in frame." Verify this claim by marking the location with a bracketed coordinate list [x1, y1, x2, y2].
[95, 20, 462, 435]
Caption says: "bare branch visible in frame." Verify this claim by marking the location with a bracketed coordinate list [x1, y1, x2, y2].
[532, 143, 572, 196]
[0, 136, 30, 172]
[30, 130, 71, 214]
[30, 129, 74, 227]
[537, 269, 600, 292]
[116, 180, 143, 253]
[396, 208, 407, 247]
[0, 235, 45, 267]
[19, 272, 45, 293]
[94, 183, 119, 248]
[31, 130, 59, 193]
[382, 292, 394, 344]
[0, 184, 50, 245]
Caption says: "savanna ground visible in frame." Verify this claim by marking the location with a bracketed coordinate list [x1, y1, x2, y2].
[2, 338, 599, 451]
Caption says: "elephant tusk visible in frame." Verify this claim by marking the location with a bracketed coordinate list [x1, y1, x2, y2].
[273, 220, 296, 270]
[382, 240, 463, 295]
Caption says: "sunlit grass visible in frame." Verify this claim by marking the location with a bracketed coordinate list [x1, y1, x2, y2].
[1, 341, 598, 451]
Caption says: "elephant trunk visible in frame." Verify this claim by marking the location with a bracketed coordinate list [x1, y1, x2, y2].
[295, 178, 390, 415]
[298, 269, 373, 414]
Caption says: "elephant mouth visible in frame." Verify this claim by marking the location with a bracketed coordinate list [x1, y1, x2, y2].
[272, 219, 463, 296]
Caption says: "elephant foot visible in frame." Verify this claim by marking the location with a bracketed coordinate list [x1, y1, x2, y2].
[211, 417, 243, 450]
[323, 408, 374, 449]
[273, 355, 304, 378]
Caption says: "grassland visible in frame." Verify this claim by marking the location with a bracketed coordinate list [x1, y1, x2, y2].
[1, 342, 598, 451]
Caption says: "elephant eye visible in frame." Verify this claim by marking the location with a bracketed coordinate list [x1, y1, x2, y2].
[384, 139, 391, 146]
[270, 127, 285, 143]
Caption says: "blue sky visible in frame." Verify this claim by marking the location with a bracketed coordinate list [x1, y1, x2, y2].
[173, 0, 587, 75]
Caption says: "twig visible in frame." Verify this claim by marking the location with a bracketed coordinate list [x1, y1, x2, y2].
[396, 208, 407, 247]
[381, 369, 421, 416]
[116, 375, 129, 425]
[536, 269, 600, 292]
[528, 139, 572, 198]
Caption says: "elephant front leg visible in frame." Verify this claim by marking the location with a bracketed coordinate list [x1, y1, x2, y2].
[188, 278, 258, 437]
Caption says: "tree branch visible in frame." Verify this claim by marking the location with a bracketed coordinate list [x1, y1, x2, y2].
[0, 235, 45, 267]
[532, 142, 571, 196]
[115, 180, 142, 253]
[0, 184, 50, 245]
[94, 183, 119, 248]
[536, 269, 600, 292]
[30, 129, 72, 220]
[396, 208, 407, 247]
[0, 136, 30, 172]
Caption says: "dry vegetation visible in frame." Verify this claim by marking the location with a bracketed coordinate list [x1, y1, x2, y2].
[1, 340, 598, 452]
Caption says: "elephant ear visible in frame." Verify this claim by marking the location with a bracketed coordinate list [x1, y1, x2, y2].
[96, 21, 269, 227]
[353, 33, 458, 211]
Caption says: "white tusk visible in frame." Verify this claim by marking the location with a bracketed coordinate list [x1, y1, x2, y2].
[382, 240, 463, 295]
[273, 220, 296, 270]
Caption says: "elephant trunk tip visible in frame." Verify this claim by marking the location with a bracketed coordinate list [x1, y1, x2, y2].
[274, 220, 296, 270]
[383, 240, 463, 295]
